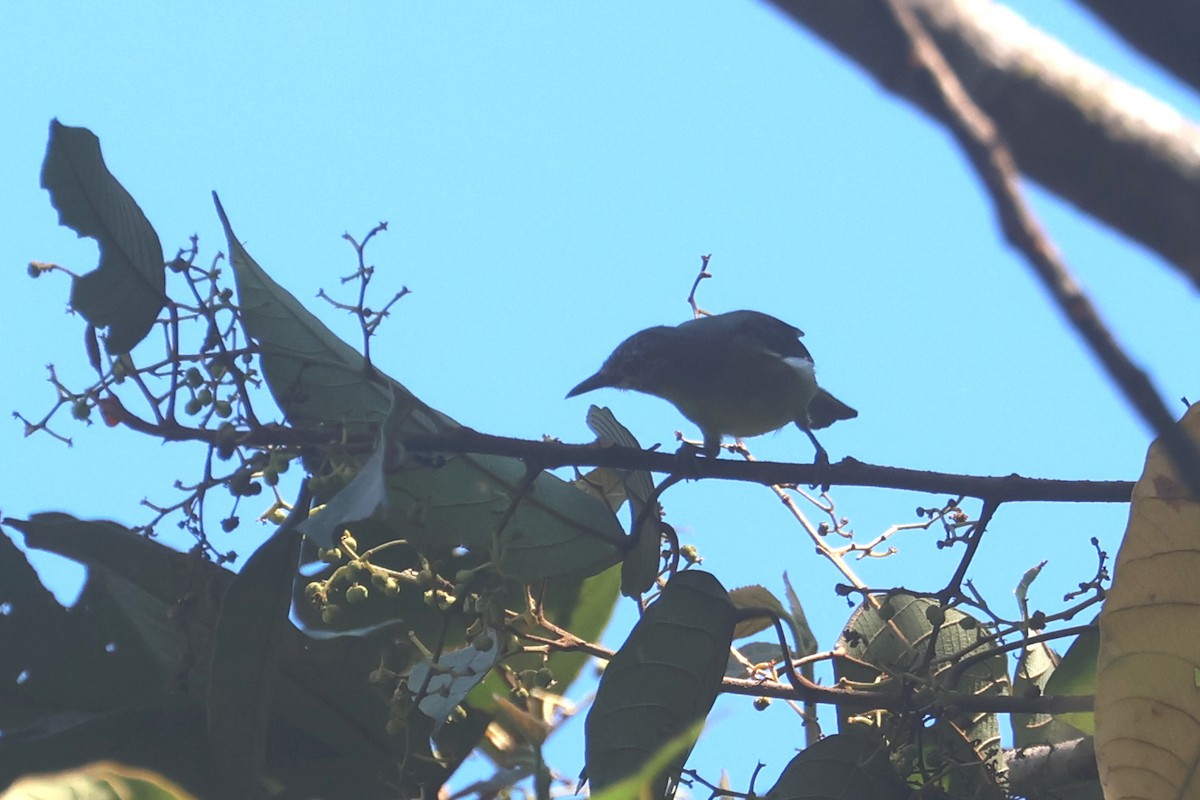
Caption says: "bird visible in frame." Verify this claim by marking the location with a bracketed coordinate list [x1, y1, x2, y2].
[566, 310, 856, 471]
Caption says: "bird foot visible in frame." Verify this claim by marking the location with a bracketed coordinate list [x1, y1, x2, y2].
[674, 438, 724, 478]
[811, 447, 831, 494]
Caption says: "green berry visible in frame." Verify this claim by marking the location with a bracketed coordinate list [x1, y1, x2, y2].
[196, 388, 213, 405]
[346, 584, 369, 604]
[185, 367, 204, 388]
[321, 604, 342, 625]
[221, 516, 239, 532]
[184, 398, 203, 416]
[214, 400, 233, 418]
[71, 400, 90, 420]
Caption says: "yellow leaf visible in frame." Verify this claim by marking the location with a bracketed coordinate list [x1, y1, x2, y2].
[1096, 404, 1200, 799]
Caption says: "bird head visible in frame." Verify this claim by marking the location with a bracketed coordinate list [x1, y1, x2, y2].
[565, 326, 675, 398]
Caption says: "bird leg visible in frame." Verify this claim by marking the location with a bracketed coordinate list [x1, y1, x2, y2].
[671, 432, 721, 478]
[799, 426, 831, 493]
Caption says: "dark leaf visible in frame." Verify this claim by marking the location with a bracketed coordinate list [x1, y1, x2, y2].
[40, 121, 165, 355]
[584, 570, 735, 798]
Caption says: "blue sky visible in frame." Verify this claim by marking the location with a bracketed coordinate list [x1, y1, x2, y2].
[4, 2, 1199, 793]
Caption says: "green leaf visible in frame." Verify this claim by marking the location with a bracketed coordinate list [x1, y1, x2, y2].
[1015, 560, 1047, 621]
[380, 452, 623, 580]
[40, 121, 165, 355]
[727, 641, 790, 679]
[1043, 620, 1098, 737]
[584, 570, 736, 798]
[587, 721, 705, 800]
[0, 760, 201, 800]
[573, 466, 629, 513]
[1013, 636, 1087, 747]
[206, 519, 304, 796]
[764, 729, 908, 800]
[782, 571, 819, 658]
[0, 710, 214, 799]
[409, 630, 502, 733]
[7, 513, 470, 797]
[835, 593, 1010, 798]
[729, 583, 787, 640]
[585, 406, 659, 597]
[215, 195, 623, 582]
[1, 518, 180, 722]
[297, 438, 388, 550]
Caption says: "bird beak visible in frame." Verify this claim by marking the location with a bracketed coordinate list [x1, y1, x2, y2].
[566, 369, 614, 398]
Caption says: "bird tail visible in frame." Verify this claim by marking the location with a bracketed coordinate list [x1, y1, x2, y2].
[806, 389, 857, 429]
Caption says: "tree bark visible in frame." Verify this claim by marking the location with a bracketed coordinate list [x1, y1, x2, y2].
[1075, 0, 1200, 93]
[765, 0, 1200, 287]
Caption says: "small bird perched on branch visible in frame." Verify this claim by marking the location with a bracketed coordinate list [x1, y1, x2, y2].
[566, 310, 856, 473]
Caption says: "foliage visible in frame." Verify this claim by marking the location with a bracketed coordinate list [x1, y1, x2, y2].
[0, 118, 1144, 800]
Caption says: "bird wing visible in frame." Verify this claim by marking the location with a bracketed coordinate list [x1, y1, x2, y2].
[718, 310, 813, 362]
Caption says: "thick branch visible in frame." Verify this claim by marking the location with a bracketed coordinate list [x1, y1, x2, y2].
[400, 428, 1131, 503]
[863, 0, 1200, 495]
[1007, 736, 1098, 796]
[765, 0, 1200, 284]
[1075, 0, 1200, 94]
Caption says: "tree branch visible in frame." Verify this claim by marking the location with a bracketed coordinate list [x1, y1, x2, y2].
[765, 0, 1200, 284]
[722, 675, 1092, 714]
[1075, 0, 1200, 94]
[866, 0, 1200, 495]
[400, 428, 1131, 502]
[1006, 736, 1098, 796]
